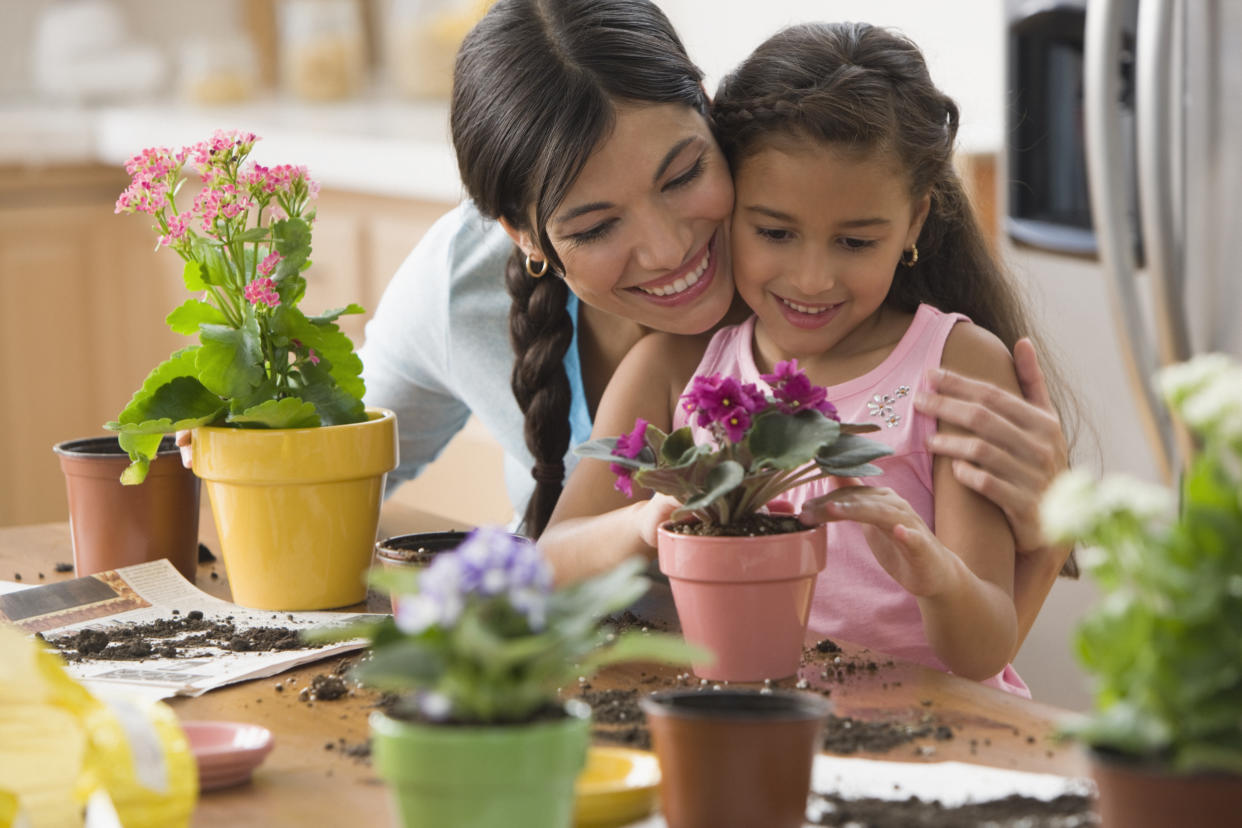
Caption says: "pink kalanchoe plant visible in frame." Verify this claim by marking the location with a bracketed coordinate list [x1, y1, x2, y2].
[107, 130, 366, 483]
[577, 360, 892, 532]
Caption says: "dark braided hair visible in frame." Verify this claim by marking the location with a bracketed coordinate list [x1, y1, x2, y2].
[713, 22, 1079, 576]
[451, 0, 708, 537]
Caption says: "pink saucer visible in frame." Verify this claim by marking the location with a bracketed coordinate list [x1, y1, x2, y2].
[181, 720, 275, 792]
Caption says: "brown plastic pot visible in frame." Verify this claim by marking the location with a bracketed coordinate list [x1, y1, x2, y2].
[639, 689, 830, 828]
[53, 435, 200, 581]
[374, 531, 471, 612]
[1090, 749, 1242, 827]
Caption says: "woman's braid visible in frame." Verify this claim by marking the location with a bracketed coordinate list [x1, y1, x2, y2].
[504, 249, 573, 537]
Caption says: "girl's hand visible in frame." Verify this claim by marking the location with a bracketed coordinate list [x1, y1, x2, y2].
[175, 430, 193, 469]
[801, 485, 956, 599]
[913, 337, 1067, 554]
[636, 494, 681, 550]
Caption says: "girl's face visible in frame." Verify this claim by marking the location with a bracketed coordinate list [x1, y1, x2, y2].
[731, 140, 929, 370]
[513, 103, 736, 335]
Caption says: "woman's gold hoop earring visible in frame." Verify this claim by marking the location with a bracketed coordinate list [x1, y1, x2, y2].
[525, 254, 549, 278]
[901, 244, 919, 268]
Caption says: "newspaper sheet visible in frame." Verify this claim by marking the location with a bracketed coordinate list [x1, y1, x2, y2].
[0, 559, 379, 701]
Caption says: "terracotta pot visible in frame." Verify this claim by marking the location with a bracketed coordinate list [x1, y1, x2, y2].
[370, 700, 590, 828]
[1090, 749, 1242, 827]
[53, 435, 200, 581]
[640, 689, 830, 828]
[192, 407, 398, 610]
[656, 523, 827, 681]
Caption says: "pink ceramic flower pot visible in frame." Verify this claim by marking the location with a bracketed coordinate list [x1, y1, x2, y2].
[656, 523, 827, 682]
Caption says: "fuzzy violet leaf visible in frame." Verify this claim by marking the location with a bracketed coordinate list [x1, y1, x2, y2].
[106, 129, 367, 483]
[577, 359, 892, 530]
[309, 528, 701, 724]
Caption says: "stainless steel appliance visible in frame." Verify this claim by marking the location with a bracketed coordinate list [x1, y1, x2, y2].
[1003, 0, 1242, 708]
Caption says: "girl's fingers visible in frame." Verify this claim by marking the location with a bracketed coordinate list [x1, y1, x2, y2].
[175, 429, 193, 469]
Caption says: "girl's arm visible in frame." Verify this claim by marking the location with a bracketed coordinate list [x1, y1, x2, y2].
[913, 337, 1074, 652]
[804, 323, 1022, 680]
[539, 332, 705, 585]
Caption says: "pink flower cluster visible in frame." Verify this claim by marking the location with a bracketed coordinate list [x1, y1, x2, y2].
[258, 251, 282, 276]
[678, 360, 839, 444]
[761, 359, 839, 420]
[115, 146, 185, 216]
[681, 375, 769, 443]
[609, 418, 650, 497]
[244, 277, 280, 308]
[115, 129, 321, 245]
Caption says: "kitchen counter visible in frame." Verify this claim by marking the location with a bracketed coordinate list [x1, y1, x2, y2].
[0, 97, 464, 203]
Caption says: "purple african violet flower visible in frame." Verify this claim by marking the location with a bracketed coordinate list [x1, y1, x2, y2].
[396, 528, 553, 635]
[610, 463, 635, 498]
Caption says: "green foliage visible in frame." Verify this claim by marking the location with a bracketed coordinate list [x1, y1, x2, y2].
[107, 133, 368, 483]
[310, 542, 704, 725]
[1043, 354, 1242, 773]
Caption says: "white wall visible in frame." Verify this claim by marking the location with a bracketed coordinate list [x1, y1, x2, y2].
[657, 0, 1006, 152]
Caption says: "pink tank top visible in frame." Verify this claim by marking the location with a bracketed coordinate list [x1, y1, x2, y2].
[674, 304, 1029, 696]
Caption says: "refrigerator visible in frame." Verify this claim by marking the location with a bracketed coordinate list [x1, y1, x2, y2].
[1002, 0, 1241, 709]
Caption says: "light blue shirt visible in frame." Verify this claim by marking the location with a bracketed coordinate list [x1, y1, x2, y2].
[359, 201, 593, 522]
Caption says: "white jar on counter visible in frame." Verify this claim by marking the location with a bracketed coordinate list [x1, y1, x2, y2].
[278, 0, 367, 101]
[382, 0, 487, 99]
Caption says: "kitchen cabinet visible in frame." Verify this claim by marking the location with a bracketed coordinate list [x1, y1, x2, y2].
[0, 163, 509, 529]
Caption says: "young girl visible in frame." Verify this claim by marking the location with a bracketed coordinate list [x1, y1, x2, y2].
[541, 21, 1058, 695]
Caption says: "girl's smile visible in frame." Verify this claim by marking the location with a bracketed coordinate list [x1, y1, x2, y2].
[731, 141, 928, 372]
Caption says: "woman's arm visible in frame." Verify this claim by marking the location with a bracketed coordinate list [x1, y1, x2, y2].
[539, 332, 703, 585]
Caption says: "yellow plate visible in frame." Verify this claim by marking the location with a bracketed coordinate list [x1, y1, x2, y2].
[574, 746, 661, 827]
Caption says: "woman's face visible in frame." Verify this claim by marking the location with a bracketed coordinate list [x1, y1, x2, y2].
[533, 103, 736, 335]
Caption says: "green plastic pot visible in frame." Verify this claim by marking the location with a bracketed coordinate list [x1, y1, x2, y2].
[369, 700, 590, 828]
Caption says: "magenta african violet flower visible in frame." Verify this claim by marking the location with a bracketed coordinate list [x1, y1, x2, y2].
[609, 417, 649, 496]
[578, 360, 892, 530]
[761, 359, 839, 420]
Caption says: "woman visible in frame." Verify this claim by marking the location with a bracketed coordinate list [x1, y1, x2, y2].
[355, 0, 1075, 646]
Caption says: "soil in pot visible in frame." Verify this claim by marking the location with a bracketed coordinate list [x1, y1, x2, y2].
[663, 513, 804, 537]
[374, 531, 471, 567]
[806, 790, 1098, 826]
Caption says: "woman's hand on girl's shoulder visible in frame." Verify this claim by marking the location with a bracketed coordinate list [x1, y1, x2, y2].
[915, 336, 1067, 554]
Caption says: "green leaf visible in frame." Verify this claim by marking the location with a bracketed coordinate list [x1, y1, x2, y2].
[231, 226, 270, 243]
[815, 432, 894, 473]
[197, 317, 264, 398]
[748, 410, 840, 470]
[108, 376, 226, 432]
[272, 218, 311, 278]
[166, 299, 228, 335]
[116, 432, 165, 485]
[679, 460, 745, 512]
[227, 398, 321, 429]
[354, 640, 446, 690]
[576, 631, 707, 677]
[296, 362, 366, 425]
[182, 260, 207, 292]
[308, 304, 365, 324]
[660, 426, 701, 466]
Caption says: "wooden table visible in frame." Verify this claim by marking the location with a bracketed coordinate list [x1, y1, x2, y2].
[0, 509, 1089, 826]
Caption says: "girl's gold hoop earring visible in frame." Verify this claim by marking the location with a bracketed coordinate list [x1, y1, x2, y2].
[901, 244, 919, 268]
[525, 254, 549, 278]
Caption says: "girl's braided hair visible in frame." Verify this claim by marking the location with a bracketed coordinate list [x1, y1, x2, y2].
[450, 0, 707, 537]
[714, 22, 1078, 576]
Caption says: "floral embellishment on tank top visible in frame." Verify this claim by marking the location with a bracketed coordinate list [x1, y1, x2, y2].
[867, 385, 911, 428]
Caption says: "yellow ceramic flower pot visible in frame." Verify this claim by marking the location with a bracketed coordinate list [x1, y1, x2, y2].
[192, 407, 398, 610]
